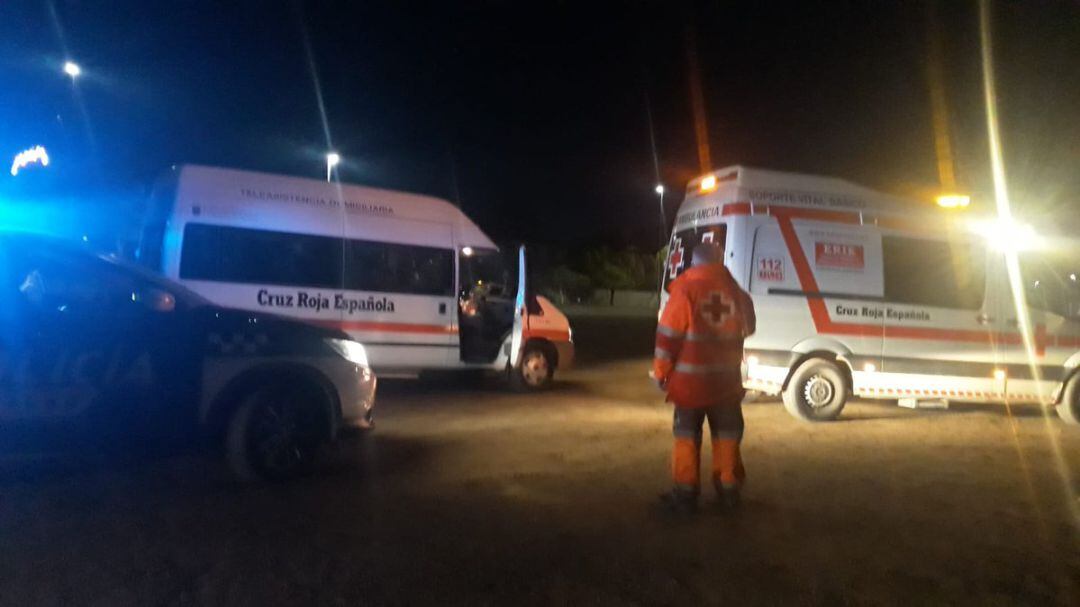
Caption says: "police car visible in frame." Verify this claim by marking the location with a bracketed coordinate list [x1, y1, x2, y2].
[0, 232, 376, 480]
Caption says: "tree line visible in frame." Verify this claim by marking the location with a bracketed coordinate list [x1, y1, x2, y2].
[534, 246, 667, 305]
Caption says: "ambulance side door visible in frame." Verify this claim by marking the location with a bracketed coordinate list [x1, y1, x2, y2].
[992, 253, 1080, 402]
[880, 235, 998, 398]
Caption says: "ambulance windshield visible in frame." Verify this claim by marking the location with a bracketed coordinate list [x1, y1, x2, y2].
[662, 224, 727, 292]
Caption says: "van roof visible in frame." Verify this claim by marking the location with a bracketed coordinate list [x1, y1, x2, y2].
[685, 165, 920, 216]
[172, 164, 496, 248]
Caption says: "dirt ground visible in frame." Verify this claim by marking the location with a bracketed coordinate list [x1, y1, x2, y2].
[1, 317, 1079, 605]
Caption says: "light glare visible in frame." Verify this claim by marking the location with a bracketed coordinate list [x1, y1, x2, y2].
[10, 145, 50, 176]
[63, 61, 81, 77]
[699, 175, 718, 193]
[326, 152, 341, 167]
[970, 218, 1041, 252]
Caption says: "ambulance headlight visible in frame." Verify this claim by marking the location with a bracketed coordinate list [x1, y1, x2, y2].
[326, 338, 369, 367]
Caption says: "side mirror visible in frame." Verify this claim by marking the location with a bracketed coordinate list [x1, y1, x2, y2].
[134, 287, 176, 313]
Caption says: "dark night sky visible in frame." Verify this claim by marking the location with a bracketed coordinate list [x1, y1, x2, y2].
[1, 1, 1078, 248]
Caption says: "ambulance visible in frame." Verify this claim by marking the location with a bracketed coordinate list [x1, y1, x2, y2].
[661, 165, 1080, 423]
[135, 165, 573, 389]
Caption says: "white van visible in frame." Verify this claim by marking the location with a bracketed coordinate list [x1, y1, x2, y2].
[136, 165, 573, 389]
[661, 165, 1080, 423]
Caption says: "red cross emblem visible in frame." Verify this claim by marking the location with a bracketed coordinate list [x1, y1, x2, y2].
[668, 238, 685, 279]
[700, 290, 734, 327]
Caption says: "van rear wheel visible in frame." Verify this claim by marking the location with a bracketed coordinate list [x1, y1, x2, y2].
[1056, 375, 1080, 426]
[783, 358, 849, 422]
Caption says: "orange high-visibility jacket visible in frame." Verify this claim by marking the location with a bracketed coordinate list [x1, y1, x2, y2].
[654, 264, 756, 408]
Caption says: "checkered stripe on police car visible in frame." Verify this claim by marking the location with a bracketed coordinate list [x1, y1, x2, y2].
[208, 332, 270, 355]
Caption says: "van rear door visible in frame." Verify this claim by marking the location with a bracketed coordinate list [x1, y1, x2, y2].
[663, 223, 729, 294]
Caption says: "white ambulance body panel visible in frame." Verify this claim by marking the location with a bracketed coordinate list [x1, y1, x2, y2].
[140, 165, 573, 381]
[662, 166, 1080, 417]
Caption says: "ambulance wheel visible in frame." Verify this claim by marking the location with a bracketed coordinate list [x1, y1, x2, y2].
[1056, 374, 1080, 426]
[783, 358, 849, 422]
[512, 343, 554, 391]
[226, 384, 327, 482]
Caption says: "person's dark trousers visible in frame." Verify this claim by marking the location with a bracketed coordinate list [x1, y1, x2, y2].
[671, 400, 745, 495]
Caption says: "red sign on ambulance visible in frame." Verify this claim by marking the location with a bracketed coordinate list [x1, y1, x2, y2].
[815, 242, 864, 270]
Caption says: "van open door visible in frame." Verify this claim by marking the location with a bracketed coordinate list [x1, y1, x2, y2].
[507, 245, 559, 390]
[459, 244, 562, 389]
[509, 245, 528, 369]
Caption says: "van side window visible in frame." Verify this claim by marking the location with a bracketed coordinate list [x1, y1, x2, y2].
[180, 224, 343, 288]
[345, 240, 453, 296]
[882, 237, 985, 309]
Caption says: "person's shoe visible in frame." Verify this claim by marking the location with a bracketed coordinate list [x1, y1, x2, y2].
[716, 486, 741, 512]
[658, 489, 698, 515]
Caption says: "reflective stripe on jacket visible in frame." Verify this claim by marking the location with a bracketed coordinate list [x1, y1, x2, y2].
[654, 263, 756, 408]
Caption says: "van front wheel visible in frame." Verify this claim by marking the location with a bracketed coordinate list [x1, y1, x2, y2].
[512, 344, 554, 391]
[1056, 375, 1080, 426]
[783, 358, 849, 422]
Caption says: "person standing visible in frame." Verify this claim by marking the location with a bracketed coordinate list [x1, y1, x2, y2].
[653, 243, 756, 513]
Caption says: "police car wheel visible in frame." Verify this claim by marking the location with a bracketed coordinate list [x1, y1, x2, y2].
[513, 345, 554, 391]
[226, 385, 326, 482]
[1056, 374, 1080, 426]
[782, 358, 849, 422]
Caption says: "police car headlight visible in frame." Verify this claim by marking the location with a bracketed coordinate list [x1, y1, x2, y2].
[325, 338, 369, 367]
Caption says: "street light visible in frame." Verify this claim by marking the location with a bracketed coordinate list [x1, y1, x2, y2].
[653, 183, 668, 294]
[654, 183, 667, 244]
[63, 61, 81, 79]
[325, 152, 340, 182]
